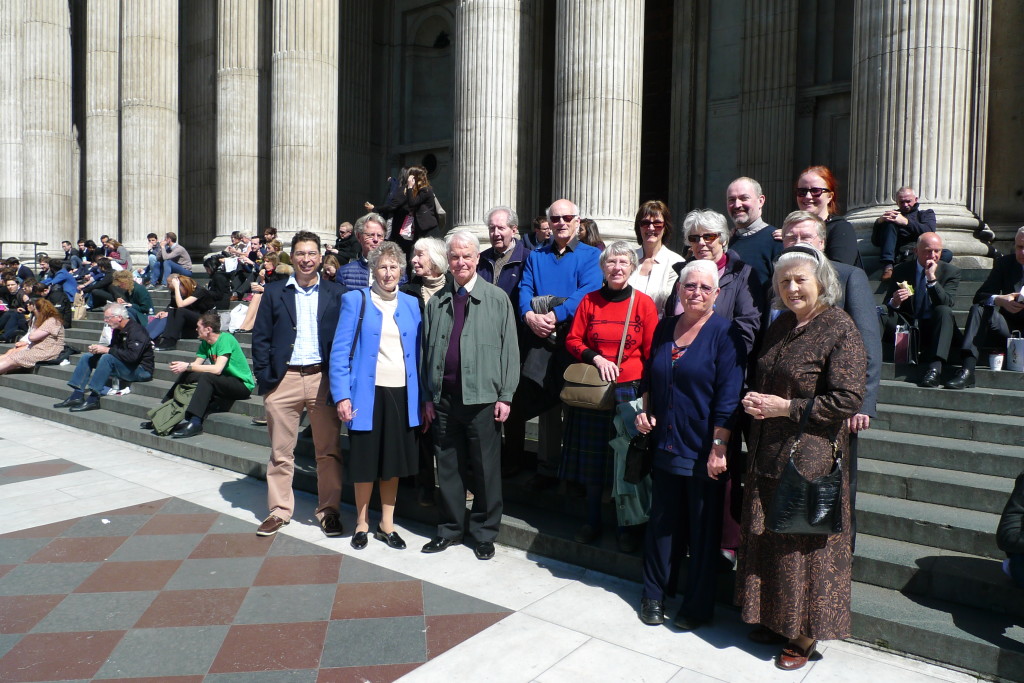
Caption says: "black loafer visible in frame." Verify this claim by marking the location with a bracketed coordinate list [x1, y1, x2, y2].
[474, 541, 495, 560]
[918, 368, 941, 388]
[373, 526, 407, 549]
[139, 420, 154, 430]
[54, 395, 84, 408]
[170, 421, 203, 439]
[421, 536, 459, 553]
[945, 368, 975, 390]
[639, 598, 664, 625]
[673, 612, 707, 631]
[350, 530, 368, 550]
[70, 399, 100, 412]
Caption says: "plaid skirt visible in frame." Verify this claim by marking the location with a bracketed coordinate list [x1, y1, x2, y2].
[560, 382, 639, 486]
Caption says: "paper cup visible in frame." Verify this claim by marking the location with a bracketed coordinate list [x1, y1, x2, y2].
[990, 353, 1005, 371]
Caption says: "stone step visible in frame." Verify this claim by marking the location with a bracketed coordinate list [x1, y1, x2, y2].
[856, 429, 1024, 479]
[878, 379, 1024, 416]
[872, 403, 1024, 447]
[852, 533, 1023, 620]
[856, 491, 1000, 559]
[858, 458, 1012, 515]
[851, 581, 1024, 680]
[882, 361, 1024, 390]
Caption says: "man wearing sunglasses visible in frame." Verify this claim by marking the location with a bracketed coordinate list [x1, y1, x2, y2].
[510, 199, 603, 491]
[726, 177, 782, 290]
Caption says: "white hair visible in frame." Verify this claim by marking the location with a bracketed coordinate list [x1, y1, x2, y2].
[678, 259, 720, 288]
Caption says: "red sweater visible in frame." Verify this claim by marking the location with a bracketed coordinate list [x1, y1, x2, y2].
[566, 286, 658, 383]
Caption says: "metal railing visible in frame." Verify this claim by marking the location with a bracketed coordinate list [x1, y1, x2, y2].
[0, 241, 49, 264]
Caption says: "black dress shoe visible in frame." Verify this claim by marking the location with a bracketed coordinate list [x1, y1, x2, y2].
[350, 530, 368, 550]
[474, 541, 495, 560]
[373, 526, 407, 549]
[54, 395, 85, 408]
[673, 612, 707, 631]
[70, 399, 100, 412]
[945, 368, 975, 390]
[170, 421, 203, 439]
[421, 536, 460, 553]
[639, 598, 664, 625]
[139, 420, 154, 430]
[918, 368, 941, 388]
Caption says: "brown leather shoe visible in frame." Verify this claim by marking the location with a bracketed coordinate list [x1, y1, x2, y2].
[256, 514, 288, 537]
[775, 640, 817, 670]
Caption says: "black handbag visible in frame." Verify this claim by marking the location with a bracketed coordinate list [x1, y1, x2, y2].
[765, 398, 844, 535]
[622, 432, 652, 485]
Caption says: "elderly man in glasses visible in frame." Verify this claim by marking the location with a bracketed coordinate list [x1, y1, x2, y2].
[509, 198, 602, 491]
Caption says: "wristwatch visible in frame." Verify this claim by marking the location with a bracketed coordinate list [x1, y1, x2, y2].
[712, 438, 726, 447]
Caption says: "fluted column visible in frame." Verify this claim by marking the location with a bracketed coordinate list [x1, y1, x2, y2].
[337, 1, 373, 223]
[121, 0, 179, 253]
[22, 0, 74, 253]
[0, 1, 23, 247]
[215, 0, 259, 249]
[271, 0, 338, 241]
[737, 1, 798, 221]
[86, 0, 120, 241]
[846, 0, 992, 262]
[452, 0, 534, 234]
[553, 0, 644, 241]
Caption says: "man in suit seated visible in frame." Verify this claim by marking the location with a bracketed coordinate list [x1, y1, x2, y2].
[947, 226, 1024, 389]
[880, 232, 961, 388]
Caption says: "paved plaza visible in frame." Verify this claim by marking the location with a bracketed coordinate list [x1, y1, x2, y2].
[0, 408, 985, 682]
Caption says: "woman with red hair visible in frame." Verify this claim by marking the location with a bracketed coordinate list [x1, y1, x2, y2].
[794, 165, 863, 269]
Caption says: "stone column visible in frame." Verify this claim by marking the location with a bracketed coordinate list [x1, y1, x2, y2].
[0, 1, 23, 247]
[270, 0, 338, 241]
[845, 0, 992, 263]
[737, 1, 798, 221]
[451, 0, 534, 234]
[86, 0, 120, 241]
[22, 0, 74, 254]
[552, 0, 644, 242]
[215, 0, 259, 249]
[121, 0, 179, 253]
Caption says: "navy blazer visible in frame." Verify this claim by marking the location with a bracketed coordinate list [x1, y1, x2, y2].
[975, 255, 1024, 322]
[251, 276, 347, 398]
[478, 238, 530, 314]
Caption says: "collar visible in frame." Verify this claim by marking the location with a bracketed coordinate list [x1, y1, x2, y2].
[733, 217, 768, 238]
[453, 273, 479, 295]
[553, 234, 580, 256]
[498, 239, 517, 256]
[902, 203, 921, 215]
[287, 273, 321, 291]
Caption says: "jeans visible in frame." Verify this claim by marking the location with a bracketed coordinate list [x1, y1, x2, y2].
[160, 260, 191, 284]
[144, 254, 160, 284]
[69, 352, 152, 395]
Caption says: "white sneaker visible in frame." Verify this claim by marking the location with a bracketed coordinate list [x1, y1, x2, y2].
[112, 387, 131, 397]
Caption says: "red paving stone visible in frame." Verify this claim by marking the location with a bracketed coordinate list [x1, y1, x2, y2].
[27, 536, 128, 563]
[331, 581, 424, 620]
[134, 587, 249, 628]
[425, 612, 509, 659]
[317, 662, 421, 682]
[0, 595, 65, 634]
[255, 554, 343, 586]
[136, 513, 220, 535]
[74, 559, 183, 593]
[103, 499, 171, 515]
[189, 533, 275, 559]
[0, 519, 77, 539]
[1, 461, 77, 478]
[0, 630, 126, 682]
[95, 678, 204, 683]
[209, 621, 329, 673]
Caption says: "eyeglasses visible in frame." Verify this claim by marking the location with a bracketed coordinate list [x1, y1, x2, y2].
[794, 187, 831, 198]
[549, 214, 577, 224]
[292, 251, 321, 258]
[686, 233, 720, 244]
[102, 315, 122, 322]
[639, 219, 665, 228]
[682, 283, 716, 295]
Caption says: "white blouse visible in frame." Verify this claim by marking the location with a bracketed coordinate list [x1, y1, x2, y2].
[629, 245, 685, 316]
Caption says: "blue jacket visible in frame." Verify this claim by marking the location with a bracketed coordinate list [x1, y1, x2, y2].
[43, 269, 78, 299]
[329, 288, 422, 431]
[335, 258, 370, 289]
[517, 240, 602, 322]
[251, 276, 347, 397]
[643, 314, 746, 477]
[478, 238, 530, 314]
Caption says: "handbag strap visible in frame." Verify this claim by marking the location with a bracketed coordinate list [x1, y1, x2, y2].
[349, 290, 367, 362]
[615, 291, 636, 367]
[784, 396, 842, 463]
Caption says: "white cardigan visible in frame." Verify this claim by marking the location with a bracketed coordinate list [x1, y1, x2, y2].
[628, 244, 685, 317]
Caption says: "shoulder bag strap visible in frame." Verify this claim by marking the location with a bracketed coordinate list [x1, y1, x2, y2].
[349, 290, 367, 362]
[615, 291, 636, 367]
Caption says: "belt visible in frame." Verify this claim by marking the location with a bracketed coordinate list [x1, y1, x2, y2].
[286, 363, 322, 375]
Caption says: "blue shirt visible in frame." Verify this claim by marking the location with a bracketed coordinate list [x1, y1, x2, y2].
[287, 274, 321, 365]
[517, 240, 602, 322]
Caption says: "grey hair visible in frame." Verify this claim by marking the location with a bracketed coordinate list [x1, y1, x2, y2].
[354, 212, 386, 237]
[1016, 226, 1024, 239]
[367, 241, 407, 273]
[599, 240, 638, 271]
[772, 250, 842, 310]
[682, 209, 731, 250]
[677, 258, 720, 289]
[485, 206, 519, 229]
[895, 186, 917, 199]
[545, 199, 579, 220]
[103, 302, 129, 319]
[445, 228, 481, 255]
[781, 210, 826, 242]
[413, 236, 449, 275]
[729, 176, 763, 198]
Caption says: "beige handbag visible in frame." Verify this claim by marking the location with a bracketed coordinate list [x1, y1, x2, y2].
[559, 292, 635, 411]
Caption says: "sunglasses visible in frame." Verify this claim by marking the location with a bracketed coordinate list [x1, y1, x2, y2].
[686, 233, 720, 244]
[794, 187, 831, 198]
[682, 283, 716, 295]
[549, 214, 578, 224]
[639, 219, 665, 228]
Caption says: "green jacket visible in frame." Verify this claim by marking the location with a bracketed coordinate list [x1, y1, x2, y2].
[423, 277, 520, 405]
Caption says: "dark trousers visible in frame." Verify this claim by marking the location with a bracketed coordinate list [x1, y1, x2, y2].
[0, 310, 27, 340]
[961, 303, 1024, 359]
[433, 393, 503, 543]
[161, 307, 201, 344]
[174, 370, 251, 420]
[883, 305, 957, 364]
[643, 467, 725, 623]
[504, 378, 562, 475]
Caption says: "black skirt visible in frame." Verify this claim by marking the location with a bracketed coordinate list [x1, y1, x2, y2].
[347, 385, 418, 483]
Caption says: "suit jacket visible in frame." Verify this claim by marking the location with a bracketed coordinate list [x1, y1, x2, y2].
[833, 262, 881, 417]
[251, 276, 347, 397]
[883, 259, 960, 321]
[974, 255, 1024, 324]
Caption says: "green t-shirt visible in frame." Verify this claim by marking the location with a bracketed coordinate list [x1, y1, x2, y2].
[197, 332, 255, 392]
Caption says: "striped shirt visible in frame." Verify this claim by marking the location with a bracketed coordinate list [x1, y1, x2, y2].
[286, 274, 321, 365]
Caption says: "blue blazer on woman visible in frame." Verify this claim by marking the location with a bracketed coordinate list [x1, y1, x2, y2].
[329, 288, 422, 431]
[643, 313, 746, 477]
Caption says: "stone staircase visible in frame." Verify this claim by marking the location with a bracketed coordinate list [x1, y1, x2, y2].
[1, 270, 1023, 680]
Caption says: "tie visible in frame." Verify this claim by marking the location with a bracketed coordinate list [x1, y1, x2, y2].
[457, 286, 467, 296]
[915, 267, 930, 319]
